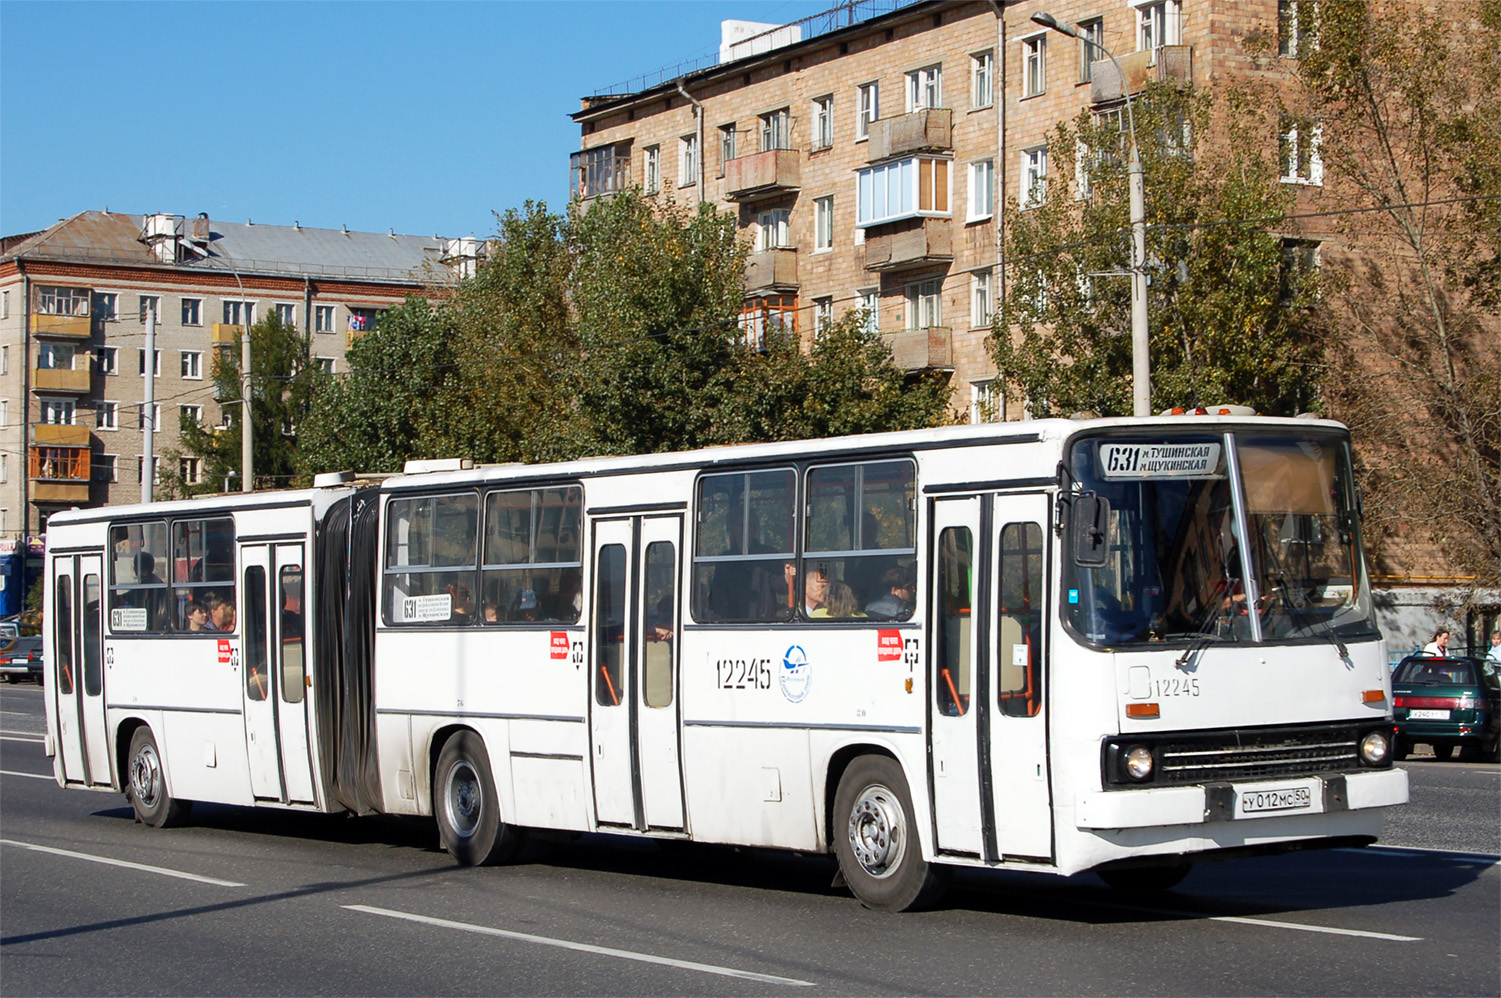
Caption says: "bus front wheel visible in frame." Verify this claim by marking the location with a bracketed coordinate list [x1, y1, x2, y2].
[832, 756, 945, 911]
[434, 731, 519, 866]
[126, 727, 191, 828]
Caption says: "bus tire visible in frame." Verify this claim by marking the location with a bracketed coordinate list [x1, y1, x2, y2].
[1098, 862, 1192, 893]
[126, 727, 191, 828]
[832, 755, 944, 912]
[434, 731, 518, 867]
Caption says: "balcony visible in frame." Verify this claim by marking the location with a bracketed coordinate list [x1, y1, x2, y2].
[211, 323, 242, 345]
[724, 149, 801, 202]
[864, 218, 953, 272]
[867, 108, 952, 162]
[1091, 45, 1193, 103]
[33, 313, 91, 338]
[32, 424, 90, 447]
[29, 433, 91, 503]
[31, 368, 91, 394]
[882, 327, 953, 372]
[743, 248, 799, 293]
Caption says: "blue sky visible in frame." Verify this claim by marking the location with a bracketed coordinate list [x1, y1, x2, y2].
[1, 0, 833, 240]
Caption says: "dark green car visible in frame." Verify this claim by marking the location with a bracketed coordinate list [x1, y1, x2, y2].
[1392, 655, 1500, 761]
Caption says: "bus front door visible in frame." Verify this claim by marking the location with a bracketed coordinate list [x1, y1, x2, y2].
[589, 516, 686, 832]
[239, 542, 316, 804]
[51, 554, 110, 786]
[928, 493, 1053, 863]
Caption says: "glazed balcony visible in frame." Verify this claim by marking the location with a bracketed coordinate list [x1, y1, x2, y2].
[724, 149, 801, 202]
[867, 108, 952, 162]
[1091, 45, 1193, 103]
[743, 248, 799, 293]
[882, 327, 953, 372]
[864, 217, 953, 272]
[29, 437, 91, 503]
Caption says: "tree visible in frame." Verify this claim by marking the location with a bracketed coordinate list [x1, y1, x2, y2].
[167, 312, 326, 495]
[989, 82, 1327, 418]
[1297, 0, 1500, 588]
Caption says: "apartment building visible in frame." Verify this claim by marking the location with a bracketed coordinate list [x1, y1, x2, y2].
[570, 0, 1322, 423]
[0, 210, 479, 607]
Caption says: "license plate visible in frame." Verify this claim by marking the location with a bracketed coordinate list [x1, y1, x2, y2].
[1407, 709, 1450, 720]
[1237, 784, 1313, 816]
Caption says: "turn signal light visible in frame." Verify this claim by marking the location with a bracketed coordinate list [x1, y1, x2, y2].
[1125, 702, 1160, 718]
[1362, 689, 1385, 703]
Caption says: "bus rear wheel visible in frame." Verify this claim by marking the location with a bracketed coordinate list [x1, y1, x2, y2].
[434, 731, 518, 866]
[126, 727, 191, 828]
[833, 756, 944, 911]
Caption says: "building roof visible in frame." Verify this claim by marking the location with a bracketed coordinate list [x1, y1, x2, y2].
[2, 210, 468, 285]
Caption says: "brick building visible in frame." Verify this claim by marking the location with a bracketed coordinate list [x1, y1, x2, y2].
[0, 211, 479, 609]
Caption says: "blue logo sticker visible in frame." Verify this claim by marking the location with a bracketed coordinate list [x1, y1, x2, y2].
[1069, 589, 1080, 604]
[780, 644, 812, 703]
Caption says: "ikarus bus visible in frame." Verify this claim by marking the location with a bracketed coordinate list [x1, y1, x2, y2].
[42, 415, 1407, 910]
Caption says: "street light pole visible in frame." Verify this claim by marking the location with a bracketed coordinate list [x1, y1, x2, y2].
[1032, 12, 1151, 416]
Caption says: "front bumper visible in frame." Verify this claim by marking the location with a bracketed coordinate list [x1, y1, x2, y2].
[1074, 768, 1408, 830]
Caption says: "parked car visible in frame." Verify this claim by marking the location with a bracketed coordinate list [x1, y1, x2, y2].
[1392, 655, 1501, 761]
[0, 621, 43, 684]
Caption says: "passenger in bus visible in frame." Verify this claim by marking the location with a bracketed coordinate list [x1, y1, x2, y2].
[447, 582, 474, 622]
[204, 597, 236, 632]
[481, 602, 500, 624]
[184, 600, 209, 632]
[515, 588, 540, 622]
[812, 579, 865, 619]
[802, 566, 829, 616]
[554, 571, 583, 621]
[865, 566, 916, 620]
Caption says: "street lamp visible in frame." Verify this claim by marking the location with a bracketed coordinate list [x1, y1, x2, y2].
[1032, 12, 1151, 417]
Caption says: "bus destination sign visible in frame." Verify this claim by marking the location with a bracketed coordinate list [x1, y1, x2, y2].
[1100, 442, 1221, 479]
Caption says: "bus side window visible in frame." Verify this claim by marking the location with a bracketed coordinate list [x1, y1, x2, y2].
[82, 574, 103, 697]
[997, 522, 1044, 717]
[244, 565, 268, 702]
[594, 544, 626, 706]
[55, 576, 74, 695]
[642, 541, 675, 708]
[936, 528, 972, 716]
[280, 566, 304, 704]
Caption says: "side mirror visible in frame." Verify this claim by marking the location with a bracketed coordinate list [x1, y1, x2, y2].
[1072, 494, 1111, 567]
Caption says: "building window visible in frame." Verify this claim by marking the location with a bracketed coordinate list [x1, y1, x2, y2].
[719, 124, 737, 172]
[906, 65, 942, 112]
[971, 51, 994, 108]
[96, 401, 119, 431]
[1280, 116, 1323, 184]
[179, 457, 202, 485]
[315, 357, 335, 376]
[41, 397, 76, 425]
[856, 156, 951, 227]
[138, 402, 161, 432]
[1, 290, 8, 319]
[858, 289, 880, 335]
[0, 399, 7, 427]
[760, 108, 791, 152]
[0, 455, 6, 484]
[814, 297, 834, 337]
[971, 270, 993, 327]
[1279, 0, 1317, 57]
[643, 145, 660, 194]
[38, 342, 75, 370]
[905, 280, 942, 330]
[0, 345, 7, 374]
[222, 299, 255, 326]
[678, 134, 699, 187]
[1137, 0, 1182, 51]
[814, 196, 834, 252]
[1021, 147, 1048, 208]
[181, 297, 202, 326]
[569, 143, 631, 199]
[1281, 239, 1321, 304]
[1022, 35, 1047, 97]
[139, 349, 161, 378]
[812, 96, 834, 151]
[968, 159, 995, 220]
[93, 454, 117, 483]
[275, 303, 296, 326]
[180, 404, 203, 427]
[94, 292, 118, 321]
[738, 296, 797, 351]
[1078, 18, 1104, 82]
[181, 350, 203, 380]
[856, 81, 879, 140]
[139, 295, 160, 323]
[348, 307, 379, 333]
[37, 287, 89, 316]
[314, 305, 335, 333]
[971, 379, 1003, 423]
[755, 209, 791, 251]
[138, 456, 160, 486]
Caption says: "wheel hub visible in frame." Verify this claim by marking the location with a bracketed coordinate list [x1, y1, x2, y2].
[848, 783, 905, 878]
[445, 761, 481, 838]
[131, 744, 162, 809]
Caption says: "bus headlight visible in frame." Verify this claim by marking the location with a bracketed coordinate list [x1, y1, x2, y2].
[1360, 730, 1390, 765]
[1124, 745, 1155, 781]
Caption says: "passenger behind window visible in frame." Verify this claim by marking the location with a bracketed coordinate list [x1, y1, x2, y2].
[514, 588, 540, 622]
[184, 600, 209, 632]
[815, 579, 865, 619]
[865, 565, 916, 620]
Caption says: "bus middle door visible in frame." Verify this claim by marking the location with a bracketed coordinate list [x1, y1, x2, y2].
[51, 553, 109, 787]
[239, 542, 316, 805]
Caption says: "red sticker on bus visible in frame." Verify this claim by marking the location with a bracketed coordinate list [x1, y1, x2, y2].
[550, 631, 569, 660]
[217, 639, 232, 664]
[877, 630, 902, 663]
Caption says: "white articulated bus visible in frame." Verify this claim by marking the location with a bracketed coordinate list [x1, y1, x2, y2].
[44, 416, 1407, 910]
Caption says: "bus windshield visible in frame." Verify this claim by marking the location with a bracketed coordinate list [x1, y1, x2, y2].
[1064, 429, 1377, 646]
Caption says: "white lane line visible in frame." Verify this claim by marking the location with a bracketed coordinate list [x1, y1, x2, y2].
[0, 839, 247, 887]
[1, 710, 37, 716]
[0, 769, 53, 780]
[0, 733, 44, 743]
[345, 904, 814, 987]
[1345, 845, 1500, 863]
[1101, 900, 1421, 942]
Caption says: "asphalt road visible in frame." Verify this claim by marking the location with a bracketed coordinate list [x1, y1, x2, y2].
[2, 681, 1497, 996]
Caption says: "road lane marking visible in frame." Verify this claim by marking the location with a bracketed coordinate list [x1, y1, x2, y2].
[1097, 900, 1421, 942]
[344, 904, 814, 986]
[0, 733, 43, 743]
[0, 839, 247, 887]
[0, 769, 53, 780]
[1, 710, 37, 716]
[1345, 845, 1500, 863]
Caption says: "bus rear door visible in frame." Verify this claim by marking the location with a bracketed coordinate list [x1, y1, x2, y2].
[51, 553, 109, 786]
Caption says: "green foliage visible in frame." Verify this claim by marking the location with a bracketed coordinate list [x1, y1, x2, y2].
[167, 311, 327, 495]
[990, 82, 1325, 418]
